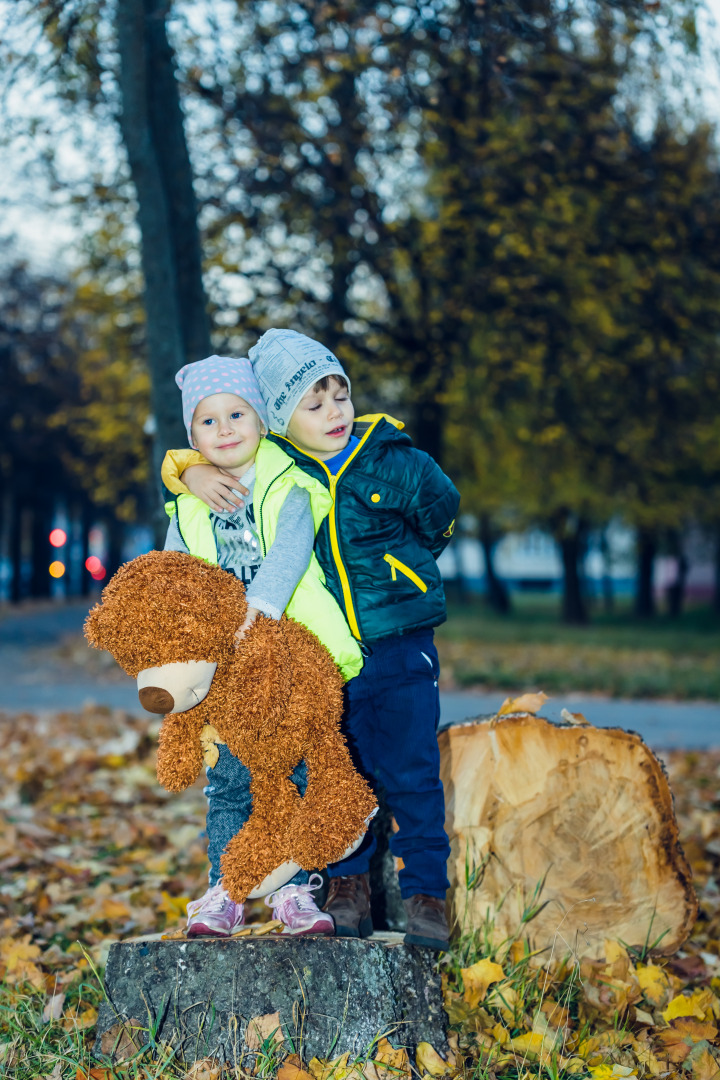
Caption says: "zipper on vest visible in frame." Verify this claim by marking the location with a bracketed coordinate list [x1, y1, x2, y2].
[256, 462, 293, 557]
[275, 420, 383, 640]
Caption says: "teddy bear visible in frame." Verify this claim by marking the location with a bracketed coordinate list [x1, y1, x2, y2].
[84, 549, 377, 903]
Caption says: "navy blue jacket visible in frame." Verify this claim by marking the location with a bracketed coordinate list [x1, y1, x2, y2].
[269, 415, 460, 645]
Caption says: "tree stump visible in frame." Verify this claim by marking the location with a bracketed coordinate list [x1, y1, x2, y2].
[95, 933, 447, 1065]
[440, 715, 697, 960]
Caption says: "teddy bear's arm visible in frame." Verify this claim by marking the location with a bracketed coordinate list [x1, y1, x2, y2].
[156, 711, 207, 791]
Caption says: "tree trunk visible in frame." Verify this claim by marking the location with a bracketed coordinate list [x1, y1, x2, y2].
[713, 528, 720, 615]
[115, 0, 210, 481]
[666, 533, 689, 619]
[440, 716, 697, 960]
[105, 518, 125, 581]
[600, 527, 614, 612]
[556, 515, 588, 625]
[8, 493, 22, 604]
[479, 514, 511, 614]
[635, 527, 657, 618]
[30, 506, 51, 599]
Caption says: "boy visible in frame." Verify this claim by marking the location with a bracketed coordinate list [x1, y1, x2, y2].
[162, 330, 460, 950]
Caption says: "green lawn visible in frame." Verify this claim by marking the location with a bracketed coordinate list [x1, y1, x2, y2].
[435, 593, 720, 700]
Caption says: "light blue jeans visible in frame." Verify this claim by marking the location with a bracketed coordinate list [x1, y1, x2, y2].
[204, 745, 309, 889]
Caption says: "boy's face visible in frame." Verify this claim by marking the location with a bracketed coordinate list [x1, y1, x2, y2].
[191, 393, 263, 471]
[286, 378, 354, 461]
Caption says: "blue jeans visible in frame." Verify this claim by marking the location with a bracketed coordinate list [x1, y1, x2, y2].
[204, 747, 309, 888]
[327, 629, 450, 899]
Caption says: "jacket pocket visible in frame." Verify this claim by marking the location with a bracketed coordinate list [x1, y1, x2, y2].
[383, 553, 428, 593]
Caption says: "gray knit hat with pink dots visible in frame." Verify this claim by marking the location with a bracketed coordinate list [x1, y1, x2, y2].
[175, 355, 269, 447]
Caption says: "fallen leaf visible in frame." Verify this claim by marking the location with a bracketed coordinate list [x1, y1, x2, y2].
[637, 964, 670, 1007]
[461, 958, 505, 1007]
[560, 708, 590, 726]
[76, 1070, 113, 1080]
[507, 1031, 555, 1058]
[42, 991, 66, 1022]
[245, 1011, 283, 1051]
[99, 1017, 145, 1061]
[254, 919, 284, 935]
[416, 1041, 452, 1076]
[159, 891, 190, 921]
[497, 691, 548, 716]
[588, 1067, 637, 1079]
[63, 1005, 98, 1031]
[182, 1060, 222, 1080]
[367, 1038, 410, 1080]
[278, 1057, 315, 1080]
[686, 1041, 720, 1080]
[0, 934, 45, 988]
[663, 988, 718, 1023]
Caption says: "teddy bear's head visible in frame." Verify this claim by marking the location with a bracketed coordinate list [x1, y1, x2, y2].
[85, 550, 247, 714]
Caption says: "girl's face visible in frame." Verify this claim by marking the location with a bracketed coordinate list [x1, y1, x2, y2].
[191, 393, 263, 471]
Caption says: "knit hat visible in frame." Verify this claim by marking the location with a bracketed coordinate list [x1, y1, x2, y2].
[175, 355, 269, 447]
[248, 329, 350, 434]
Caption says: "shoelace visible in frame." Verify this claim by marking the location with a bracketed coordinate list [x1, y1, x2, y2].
[188, 884, 230, 917]
[265, 872, 324, 913]
[328, 875, 365, 902]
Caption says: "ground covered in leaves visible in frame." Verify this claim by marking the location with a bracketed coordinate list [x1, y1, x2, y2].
[1, 706, 720, 1078]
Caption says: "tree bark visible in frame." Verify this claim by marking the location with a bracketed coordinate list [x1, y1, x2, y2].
[556, 514, 588, 624]
[479, 514, 511, 614]
[30, 506, 51, 599]
[8, 493, 22, 604]
[635, 528, 657, 618]
[115, 0, 210, 480]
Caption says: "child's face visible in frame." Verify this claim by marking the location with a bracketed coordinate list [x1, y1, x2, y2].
[191, 393, 263, 471]
[286, 378, 354, 461]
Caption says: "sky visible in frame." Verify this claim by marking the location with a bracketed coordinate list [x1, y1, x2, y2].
[1, 0, 720, 272]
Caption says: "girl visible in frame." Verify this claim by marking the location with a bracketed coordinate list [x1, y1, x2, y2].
[164, 355, 362, 937]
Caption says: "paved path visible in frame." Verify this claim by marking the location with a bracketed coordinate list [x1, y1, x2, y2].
[1, 600, 718, 749]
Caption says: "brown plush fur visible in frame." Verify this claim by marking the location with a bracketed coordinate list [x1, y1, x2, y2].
[85, 550, 377, 902]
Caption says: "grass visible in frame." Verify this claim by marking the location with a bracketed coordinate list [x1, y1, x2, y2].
[435, 593, 720, 699]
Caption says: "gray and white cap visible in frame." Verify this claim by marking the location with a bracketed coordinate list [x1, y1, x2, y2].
[248, 328, 350, 435]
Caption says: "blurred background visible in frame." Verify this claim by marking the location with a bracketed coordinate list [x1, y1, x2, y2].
[1, 0, 720, 708]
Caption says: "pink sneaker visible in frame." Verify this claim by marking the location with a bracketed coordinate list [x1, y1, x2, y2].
[186, 883, 245, 938]
[265, 874, 335, 936]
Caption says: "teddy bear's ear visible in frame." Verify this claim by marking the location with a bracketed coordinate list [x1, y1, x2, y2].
[84, 602, 110, 650]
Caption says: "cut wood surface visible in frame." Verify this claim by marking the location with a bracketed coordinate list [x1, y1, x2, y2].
[439, 714, 697, 960]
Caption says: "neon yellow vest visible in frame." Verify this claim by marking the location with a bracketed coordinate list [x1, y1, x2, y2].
[165, 439, 363, 681]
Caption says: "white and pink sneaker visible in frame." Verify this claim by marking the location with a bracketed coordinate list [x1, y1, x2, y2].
[186, 883, 245, 938]
[265, 873, 335, 936]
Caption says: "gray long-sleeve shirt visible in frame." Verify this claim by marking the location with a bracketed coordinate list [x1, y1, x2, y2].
[164, 464, 314, 620]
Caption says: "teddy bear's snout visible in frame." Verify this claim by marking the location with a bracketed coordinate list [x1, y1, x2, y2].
[136, 660, 218, 715]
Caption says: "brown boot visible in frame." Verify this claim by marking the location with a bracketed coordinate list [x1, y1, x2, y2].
[403, 894, 449, 951]
[324, 873, 373, 938]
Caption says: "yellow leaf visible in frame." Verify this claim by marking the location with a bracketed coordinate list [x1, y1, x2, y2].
[663, 989, 718, 1023]
[308, 1054, 353, 1080]
[183, 1060, 222, 1080]
[278, 1061, 315, 1080]
[0, 935, 44, 988]
[588, 1067, 637, 1079]
[461, 958, 505, 1007]
[604, 940, 629, 965]
[497, 692, 548, 716]
[366, 1038, 410, 1080]
[99, 897, 131, 920]
[416, 1042, 452, 1077]
[507, 1031, 558, 1059]
[688, 1044, 720, 1080]
[637, 963, 669, 1006]
[159, 891, 190, 921]
[200, 724, 223, 768]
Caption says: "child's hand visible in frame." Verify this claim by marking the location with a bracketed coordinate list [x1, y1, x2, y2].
[234, 607, 260, 645]
[181, 465, 249, 513]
